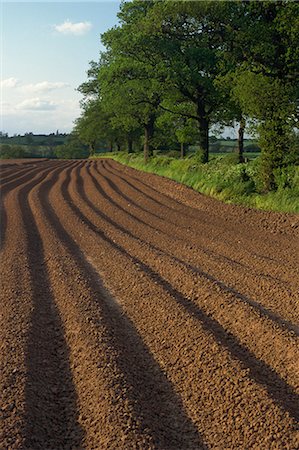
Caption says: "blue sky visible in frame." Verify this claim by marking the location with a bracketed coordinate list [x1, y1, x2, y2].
[1, 1, 121, 135]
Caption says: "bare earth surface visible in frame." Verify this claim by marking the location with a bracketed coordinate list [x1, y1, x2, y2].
[0, 158, 298, 450]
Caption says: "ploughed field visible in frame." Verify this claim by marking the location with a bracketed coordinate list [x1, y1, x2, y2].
[0, 158, 298, 449]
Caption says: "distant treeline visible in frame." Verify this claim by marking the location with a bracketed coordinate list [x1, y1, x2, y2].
[0, 131, 68, 159]
[0, 131, 68, 154]
[0, 130, 259, 160]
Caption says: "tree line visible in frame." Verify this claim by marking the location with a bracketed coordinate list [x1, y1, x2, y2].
[0, 131, 70, 158]
[75, 0, 298, 191]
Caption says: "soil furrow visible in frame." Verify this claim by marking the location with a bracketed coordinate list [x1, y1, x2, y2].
[55, 161, 295, 446]
[68, 164, 299, 407]
[2, 160, 298, 449]
[0, 166, 34, 184]
[88, 164, 299, 338]
[0, 161, 64, 251]
[92, 161, 299, 331]
[21, 161, 84, 449]
[105, 158, 299, 237]
[0, 160, 49, 183]
[0, 161, 73, 449]
[0, 167, 17, 175]
[101, 160, 296, 270]
[80, 167, 299, 388]
[96, 161, 299, 321]
[0, 161, 56, 192]
[104, 160, 298, 268]
[31, 162, 205, 449]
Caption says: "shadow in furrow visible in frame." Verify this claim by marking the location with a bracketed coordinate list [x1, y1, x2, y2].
[0, 165, 48, 191]
[77, 165, 158, 239]
[0, 159, 48, 172]
[102, 161, 175, 212]
[19, 163, 85, 449]
[0, 166, 16, 174]
[105, 159, 189, 205]
[0, 199, 7, 249]
[103, 161, 295, 267]
[82, 164, 298, 337]
[93, 163, 197, 242]
[104, 159, 217, 227]
[0, 162, 64, 251]
[94, 163, 291, 290]
[100, 162, 227, 249]
[101, 162, 251, 257]
[0, 166, 31, 184]
[38, 164, 207, 449]
[96, 163, 167, 223]
[0, 161, 60, 196]
[64, 166, 299, 423]
[88, 164, 162, 233]
[168, 254, 299, 337]
[94, 165, 237, 254]
[0, 160, 47, 183]
[251, 251, 292, 266]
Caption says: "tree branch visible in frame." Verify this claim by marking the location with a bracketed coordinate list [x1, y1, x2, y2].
[159, 103, 198, 121]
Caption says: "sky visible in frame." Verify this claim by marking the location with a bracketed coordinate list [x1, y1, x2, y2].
[1, 1, 121, 135]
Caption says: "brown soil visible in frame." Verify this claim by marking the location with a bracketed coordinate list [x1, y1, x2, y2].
[0, 159, 298, 449]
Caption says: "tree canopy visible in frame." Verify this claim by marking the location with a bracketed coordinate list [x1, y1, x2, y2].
[75, 0, 298, 190]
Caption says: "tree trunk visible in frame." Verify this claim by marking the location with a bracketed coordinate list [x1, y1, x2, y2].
[260, 118, 288, 191]
[180, 142, 186, 158]
[116, 143, 121, 152]
[196, 99, 209, 162]
[237, 117, 245, 163]
[89, 141, 95, 158]
[198, 117, 209, 163]
[109, 141, 113, 152]
[144, 116, 155, 162]
[128, 137, 133, 154]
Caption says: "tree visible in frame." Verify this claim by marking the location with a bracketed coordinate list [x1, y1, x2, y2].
[157, 111, 197, 158]
[54, 133, 89, 159]
[25, 132, 34, 146]
[139, 1, 232, 162]
[75, 0, 298, 189]
[234, 72, 297, 189]
[218, 0, 299, 188]
[100, 1, 164, 161]
[74, 100, 114, 157]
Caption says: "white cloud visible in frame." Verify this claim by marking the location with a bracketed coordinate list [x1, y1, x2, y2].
[16, 98, 58, 111]
[0, 78, 20, 88]
[2, 78, 80, 134]
[54, 19, 92, 36]
[22, 81, 70, 93]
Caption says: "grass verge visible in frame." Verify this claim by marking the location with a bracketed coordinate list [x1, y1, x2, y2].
[92, 152, 299, 214]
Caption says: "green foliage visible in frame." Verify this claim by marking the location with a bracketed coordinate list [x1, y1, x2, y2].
[54, 133, 89, 159]
[0, 133, 68, 158]
[74, 100, 116, 156]
[0, 132, 68, 147]
[229, 0, 299, 190]
[0, 144, 28, 159]
[76, 0, 298, 191]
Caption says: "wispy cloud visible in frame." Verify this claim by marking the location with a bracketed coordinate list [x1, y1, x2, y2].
[1, 78, 70, 93]
[16, 98, 58, 111]
[0, 77, 21, 88]
[2, 77, 79, 133]
[22, 81, 70, 93]
[54, 19, 92, 36]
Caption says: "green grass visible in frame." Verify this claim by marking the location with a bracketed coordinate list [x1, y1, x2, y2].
[93, 151, 299, 214]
